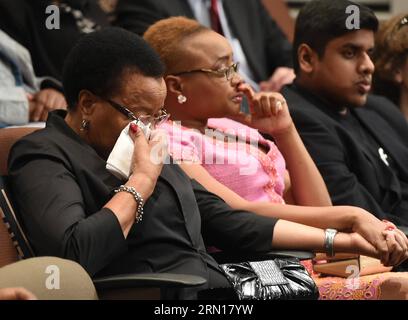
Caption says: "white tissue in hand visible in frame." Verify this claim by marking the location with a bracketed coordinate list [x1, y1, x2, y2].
[106, 122, 135, 179]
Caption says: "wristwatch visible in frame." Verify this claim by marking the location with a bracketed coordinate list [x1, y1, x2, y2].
[324, 228, 338, 257]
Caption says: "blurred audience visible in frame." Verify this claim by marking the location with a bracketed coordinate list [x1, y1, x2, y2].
[261, 0, 295, 43]
[0, 29, 66, 127]
[373, 14, 408, 121]
[114, 0, 295, 92]
[282, 0, 408, 227]
[0, 0, 110, 82]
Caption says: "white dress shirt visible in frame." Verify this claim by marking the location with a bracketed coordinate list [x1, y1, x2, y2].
[187, 0, 259, 90]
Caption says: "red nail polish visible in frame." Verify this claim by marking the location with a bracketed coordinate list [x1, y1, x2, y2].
[130, 123, 138, 133]
[386, 226, 396, 231]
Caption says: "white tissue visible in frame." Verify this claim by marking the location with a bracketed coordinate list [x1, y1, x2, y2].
[106, 120, 151, 180]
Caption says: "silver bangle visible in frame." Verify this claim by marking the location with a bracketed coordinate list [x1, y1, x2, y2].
[114, 185, 144, 223]
[324, 228, 338, 257]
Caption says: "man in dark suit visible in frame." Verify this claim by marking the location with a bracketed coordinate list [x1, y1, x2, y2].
[0, 0, 110, 82]
[282, 0, 408, 226]
[114, 0, 294, 92]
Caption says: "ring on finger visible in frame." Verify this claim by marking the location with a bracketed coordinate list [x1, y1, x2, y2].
[275, 100, 284, 111]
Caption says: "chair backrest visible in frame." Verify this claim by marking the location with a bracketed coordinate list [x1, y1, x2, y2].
[0, 176, 35, 265]
[0, 127, 40, 176]
[0, 127, 40, 267]
[0, 204, 17, 268]
[0, 257, 99, 300]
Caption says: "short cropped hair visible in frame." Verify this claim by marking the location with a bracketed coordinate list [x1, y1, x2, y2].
[62, 27, 165, 109]
[143, 17, 209, 74]
[373, 13, 408, 105]
[293, 0, 379, 74]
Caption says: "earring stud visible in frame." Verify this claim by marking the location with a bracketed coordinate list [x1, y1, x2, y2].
[177, 94, 187, 104]
[80, 119, 90, 131]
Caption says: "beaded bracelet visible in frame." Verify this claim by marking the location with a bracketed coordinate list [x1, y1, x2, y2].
[114, 185, 144, 223]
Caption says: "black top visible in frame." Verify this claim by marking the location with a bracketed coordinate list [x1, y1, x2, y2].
[114, 0, 293, 82]
[8, 110, 277, 298]
[283, 84, 408, 226]
[0, 0, 109, 82]
[340, 109, 396, 170]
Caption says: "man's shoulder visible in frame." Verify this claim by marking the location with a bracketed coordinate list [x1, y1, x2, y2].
[365, 94, 401, 116]
[282, 85, 316, 108]
[282, 85, 331, 122]
[361, 94, 408, 136]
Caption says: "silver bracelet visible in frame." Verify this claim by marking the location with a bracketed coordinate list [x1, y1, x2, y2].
[114, 185, 144, 223]
[324, 228, 338, 257]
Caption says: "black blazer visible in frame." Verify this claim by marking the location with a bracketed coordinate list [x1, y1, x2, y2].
[8, 110, 277, 297]
[282, 85, 408, 226]
[114, 0, 293, 82]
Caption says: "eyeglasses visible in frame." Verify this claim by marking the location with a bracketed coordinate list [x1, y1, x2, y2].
[173, 62, 240, 81]
[107, 99, 170, 128]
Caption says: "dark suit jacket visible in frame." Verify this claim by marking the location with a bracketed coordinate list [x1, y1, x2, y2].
[282, 85, 408, 226]
[8, 110, 277, 297]
[114, 0, 293, 82]
[0, 0, 109, 81]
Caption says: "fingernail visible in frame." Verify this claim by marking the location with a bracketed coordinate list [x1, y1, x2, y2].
[130, 123, 138, 133]
[386, 226, 396, 231]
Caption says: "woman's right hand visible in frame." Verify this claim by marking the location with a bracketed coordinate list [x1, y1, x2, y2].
[349, 231, 408, 267]
[350, 208, 408, 262]
[128, 123, 167, 196]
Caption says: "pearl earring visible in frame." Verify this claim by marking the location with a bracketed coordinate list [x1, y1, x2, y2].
[80, 119, 90, 131]
[177, 94, 187, 104]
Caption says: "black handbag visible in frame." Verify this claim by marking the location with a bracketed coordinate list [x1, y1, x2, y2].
[219, 257, 319, 300]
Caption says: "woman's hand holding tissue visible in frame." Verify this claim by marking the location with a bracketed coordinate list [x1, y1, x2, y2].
[128, 122, 168, 199]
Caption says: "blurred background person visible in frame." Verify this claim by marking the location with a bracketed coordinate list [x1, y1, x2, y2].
[373, 14, 408, 121]
[0, 0, 111, 83]
[0, 29, 66, 127]
[114, 0, 295, 93]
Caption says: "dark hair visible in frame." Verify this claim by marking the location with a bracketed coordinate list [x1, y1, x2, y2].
[373, 14, 408, 106]
[62, 27, 165, 109]
[293, 0, 379, 74]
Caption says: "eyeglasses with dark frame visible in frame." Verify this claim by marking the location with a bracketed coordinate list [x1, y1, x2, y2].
[107, 99, 170, 128]
[173, 62, 240, 81]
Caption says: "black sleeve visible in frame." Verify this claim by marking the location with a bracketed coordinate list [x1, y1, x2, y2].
[290, 107, 391, 220]
[114, 0, 165, 35]
[8, 140, 128, 276]
[258, 0, 293, 70]
[191, 179, 277, 253]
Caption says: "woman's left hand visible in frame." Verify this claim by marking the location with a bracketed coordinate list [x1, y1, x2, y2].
[230, 83, 294, 137]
